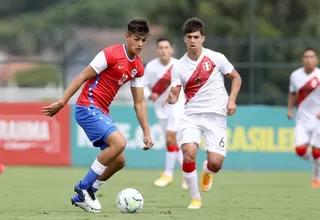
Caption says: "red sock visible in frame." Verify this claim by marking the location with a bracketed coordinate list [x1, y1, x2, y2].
[312, 148, 320, 159]
[167, 144, 179, 152]
[296, 145, 308, 157]
[182, 161, 196, 173]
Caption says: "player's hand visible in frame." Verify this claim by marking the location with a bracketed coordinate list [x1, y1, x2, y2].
[41, 101, 64, 117]
[162, 92, 173, 108]
[317, 113, 320, 120]
[142, 135, 154, 150]
[287, 110, 293, 119]
[227, 99, 236, 116]
[149, 93, 159, 102]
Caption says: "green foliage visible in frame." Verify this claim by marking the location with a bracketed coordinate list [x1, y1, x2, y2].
[14, 65, 62, 87]
[1, 0, 320, 104]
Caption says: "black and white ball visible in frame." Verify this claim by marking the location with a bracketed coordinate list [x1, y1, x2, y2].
[116, 188, 144, 213]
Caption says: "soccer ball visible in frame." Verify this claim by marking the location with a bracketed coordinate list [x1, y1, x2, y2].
[116, 188, 144, 213]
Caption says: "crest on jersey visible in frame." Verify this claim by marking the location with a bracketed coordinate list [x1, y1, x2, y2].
[202, 62, 212, 71]
[131, 69, 137, 77]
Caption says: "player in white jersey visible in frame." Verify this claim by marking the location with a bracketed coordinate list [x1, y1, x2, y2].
[287, 48, 320, 188]
[144, 38, 187, 189]
[163, 17, 242, 209]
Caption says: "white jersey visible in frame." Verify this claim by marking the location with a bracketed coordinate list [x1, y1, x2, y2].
[171, 47, 234, 116]
[144, 57, 186, 119]
[289, 67, 320, 125]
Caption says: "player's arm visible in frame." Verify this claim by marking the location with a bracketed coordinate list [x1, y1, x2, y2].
[163, 65, 181, 106]
[59, 66, 97, 106]
[219, 54, 242, 115]
[225, 69, 242, 102]
[131, 76, 154, 150]
[42, 51, 107, 117]
[287, 75, 296, 119]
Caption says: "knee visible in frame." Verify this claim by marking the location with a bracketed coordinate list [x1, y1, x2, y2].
[115, 157, 126, 169]
[295, 145, 308, 157]
[207, 160, 223, 173]
[166, 132, 177, 147]
[112, 138, 127, 153]
[183, 152, 196, 163]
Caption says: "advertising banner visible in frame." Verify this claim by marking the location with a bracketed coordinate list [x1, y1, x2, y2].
[0, 103, 71, 165]
[71, 104, 310, 171]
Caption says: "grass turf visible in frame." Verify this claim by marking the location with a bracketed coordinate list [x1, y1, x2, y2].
[0, 167, 319, 220]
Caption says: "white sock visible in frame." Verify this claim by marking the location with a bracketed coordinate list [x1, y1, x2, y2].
[164, 151, 177, 177]
[203, 160, 216, 174]
[176, 150, 183, 166]
[183, 170, 201, 200]
[301, 147, 316, 180]
[302, 147, 313, 161]
[313, 159, 320, 180]
[93, 180, 106, 192]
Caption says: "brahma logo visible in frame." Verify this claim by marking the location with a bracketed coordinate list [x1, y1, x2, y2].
[0, 115, 60, 153]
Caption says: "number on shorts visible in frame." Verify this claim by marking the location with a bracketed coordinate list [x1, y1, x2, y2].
[219, 137, 225, 148]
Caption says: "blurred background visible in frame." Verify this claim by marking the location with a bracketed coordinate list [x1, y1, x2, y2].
[1, 0, 319, 105]
[1, 2, 320, 219]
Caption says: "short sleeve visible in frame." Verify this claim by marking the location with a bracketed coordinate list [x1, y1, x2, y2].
[289, 74, 296, 93]
[170, 64, 182, 87]
[218, 54, 234, 75]
[89, 51, 107, 74]
[143, 63, 151, 86]
[130, 76, 144, 88]
[131, 64, 144, 88]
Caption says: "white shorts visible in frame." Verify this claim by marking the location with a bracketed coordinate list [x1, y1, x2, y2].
[158, 104, 184, 134]
[295, 122, 320, 149]
[177, 113, 227, 157]
[159, 114, 181, 135]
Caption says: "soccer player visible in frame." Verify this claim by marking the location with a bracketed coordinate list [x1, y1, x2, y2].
[163, 17, 242, 209]
[144, 38, 187, 189]
[287, 48, 320, 188]
[41, 18, 154, 212]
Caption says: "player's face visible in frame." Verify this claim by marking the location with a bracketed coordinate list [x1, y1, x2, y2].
[303, 50, 318, 69]
[184, 31, 205, 52]
[156, 41, 173, 62]
[126, 33, 148, 55]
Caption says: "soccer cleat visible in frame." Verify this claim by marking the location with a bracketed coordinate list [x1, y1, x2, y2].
[182, 179, 188, 189]
[201, 171, 213, 192]
[187, 198, 202, 209]
[72, 182, 101, 211]
[71, 194, 100, 213]
[311, 180, 320, 188]
[153, 173, 173, 187]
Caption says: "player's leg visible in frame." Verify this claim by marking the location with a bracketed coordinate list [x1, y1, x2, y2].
[294, 123, 316, 186]
[166, 130, 187, 189]
[71, 105, 125, 212]
[177, 117, 203, 209]
[154, 118, 175, 187]
[167, 111, 187, 189]
[92, 152, 126, 192]
[294, 123, 312, 161]
[310, 129, 320, 188]
[72, 130, 125, 212]
[201, 113, 227, 192]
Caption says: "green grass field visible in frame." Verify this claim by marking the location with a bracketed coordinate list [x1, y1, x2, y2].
[0, 167, 319, 220]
